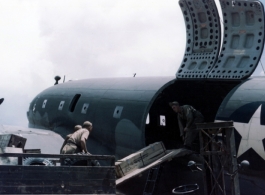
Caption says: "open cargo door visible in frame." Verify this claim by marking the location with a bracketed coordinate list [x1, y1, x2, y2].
[177, 0, 222, 79]
[176, 0, 265, 80]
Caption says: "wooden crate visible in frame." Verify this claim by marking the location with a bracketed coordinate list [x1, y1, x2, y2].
[0, 147, 23, 165]
[0, 134, 27, 149]
[115, 142, 166, 178]
[115, 151, 144, 178]
[139, 142, 166, 166]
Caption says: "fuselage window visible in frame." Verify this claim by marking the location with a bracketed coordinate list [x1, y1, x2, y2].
[32, 97, 39, 113]
[42, 99, 47, 108]
[146, 113, 150, 124]
[81, 103, 89, 114]
[33, 104, 36, 112]
[113, 106, 123, 118]
[160, 115, 166, 126]
[69, 94, 81, 112]
[58, 101, 65, 111]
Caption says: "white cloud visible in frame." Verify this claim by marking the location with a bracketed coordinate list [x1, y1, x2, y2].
[1, 0, 265, 127]
[0, 0, 186, 126]
[38, 0, 185, 78]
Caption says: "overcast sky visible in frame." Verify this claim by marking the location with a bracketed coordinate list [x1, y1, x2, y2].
[0, 0, 264, 127]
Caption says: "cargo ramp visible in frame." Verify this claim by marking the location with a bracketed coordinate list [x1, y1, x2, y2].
[116, 142, 193, 186]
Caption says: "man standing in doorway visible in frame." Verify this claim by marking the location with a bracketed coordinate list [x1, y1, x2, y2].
[169, 101, 204, 150]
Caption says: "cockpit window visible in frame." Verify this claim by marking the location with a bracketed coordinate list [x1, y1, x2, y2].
[33, 104, 36, 112]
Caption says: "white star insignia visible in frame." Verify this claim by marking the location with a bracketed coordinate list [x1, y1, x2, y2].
[233, 105, 265, 160]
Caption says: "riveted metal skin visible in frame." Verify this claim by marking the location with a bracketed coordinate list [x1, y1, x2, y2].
[208, 0, 265, 80]
[176, 0, 221, 79]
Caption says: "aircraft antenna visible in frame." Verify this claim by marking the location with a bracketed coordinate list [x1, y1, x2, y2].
[0, 98, 4, 105]
[260, 61, 265, 75]
[54, 76, 61, 85]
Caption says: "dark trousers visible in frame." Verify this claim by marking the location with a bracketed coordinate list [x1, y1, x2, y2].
[184, 129, 199, 148]
[184, 116, 204, 148]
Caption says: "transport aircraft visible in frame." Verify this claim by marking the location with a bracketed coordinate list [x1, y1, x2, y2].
[1, 0, 265, 194]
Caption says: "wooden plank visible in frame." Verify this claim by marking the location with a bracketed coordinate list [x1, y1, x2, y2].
[0, 185, 115, 194]
[0, 166, 114, 179]
[196, 121, 233, 129]
[138, 142, 166, 165]
[0, 180, 115, 188]
[201, 151, 231, 155]
[115, 151, 143, 178]
[0, 153, 115, 161]
[0, 172, 114, 181]
[24, 149, 41, 153]
[116, 148, 193, 185]
[1, 169, 115, 179]
[115, 142, 166, 178]
[0, 165, 116, 194]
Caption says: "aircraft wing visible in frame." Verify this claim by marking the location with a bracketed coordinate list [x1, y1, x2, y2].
[0, 125, 64, 154]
